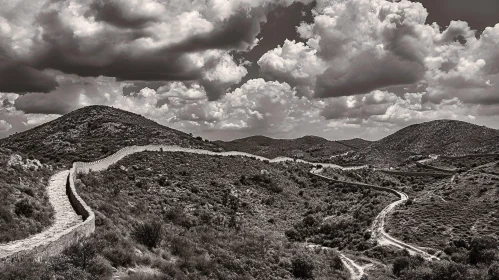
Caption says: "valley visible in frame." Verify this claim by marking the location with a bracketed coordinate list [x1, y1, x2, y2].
[1, 106, 498, 280]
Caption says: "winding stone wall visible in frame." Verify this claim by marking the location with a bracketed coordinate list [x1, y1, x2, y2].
[415, 162, 456, 173]
[311, 172, 401, 198]
[440, 154, 499, 160]
[380, 170, 452, 178]
[1, 145, 365, 264]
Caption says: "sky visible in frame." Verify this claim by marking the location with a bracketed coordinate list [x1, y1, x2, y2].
[1, 0, 499, 141]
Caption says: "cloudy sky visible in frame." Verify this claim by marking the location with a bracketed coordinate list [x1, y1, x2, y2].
[1, 0, 499, 141]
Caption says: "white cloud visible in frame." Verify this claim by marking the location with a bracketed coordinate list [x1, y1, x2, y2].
[0, 120, 12, 133]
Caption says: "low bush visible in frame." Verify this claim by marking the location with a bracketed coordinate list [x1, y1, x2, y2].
[131, 220, 163, 249]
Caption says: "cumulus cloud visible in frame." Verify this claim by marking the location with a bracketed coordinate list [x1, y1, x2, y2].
[0, 0, 308, 98]
[259, 0, 432, 98]
[258, 39, 327, 96]
[0, 119, 12, 133]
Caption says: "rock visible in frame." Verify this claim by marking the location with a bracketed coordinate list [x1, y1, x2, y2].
[120, 165, 127, 171]
[127, 268, 136, 275]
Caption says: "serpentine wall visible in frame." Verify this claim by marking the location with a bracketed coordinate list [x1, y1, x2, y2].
[440, 154, 499, 160]
[380, 170, 452, 178]
[1, 145, 365, 264]
[1, 169, 95, 263]
[415, 162, 456, 173]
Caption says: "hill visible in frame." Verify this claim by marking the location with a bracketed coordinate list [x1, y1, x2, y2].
[214, 135, 366, 162]
[337, 138, 372, 150]
[0, 105, 217, 167]
[354, 120, 499, 166]
[0, 148, 54, 243]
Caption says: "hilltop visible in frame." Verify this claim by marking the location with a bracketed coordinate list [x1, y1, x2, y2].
[350, 120, 499, 166]
[369, 120, 499, 155]
[336, 138, 372, 150]
[215, 135, 370, 162]
[0, 106, 217, 166]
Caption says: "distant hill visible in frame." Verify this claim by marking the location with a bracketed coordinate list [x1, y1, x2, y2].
[0, 105, 217, 166]
[214, 135, 369, 162]
[337, 138, 372, 150]
[356, 120, 499, 166]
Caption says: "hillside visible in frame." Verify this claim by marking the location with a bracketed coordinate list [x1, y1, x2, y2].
[0, 148, 54, 243]
[215, 135, 362, 162]
[0, 106, 217, 167]
[71, 151, 389, 279]
[337, 138, 372, 150]
[353, 120, 499, 166]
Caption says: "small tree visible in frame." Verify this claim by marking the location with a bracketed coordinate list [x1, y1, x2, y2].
[131, 220, 163, 249]
[393, 256, 410, 277]
[62, 238, 98, 270]
[291, 255, 315, 279]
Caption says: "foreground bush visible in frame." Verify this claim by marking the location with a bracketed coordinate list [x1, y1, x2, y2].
[131, 220, 163, 249]
[291, 255, 315, 279]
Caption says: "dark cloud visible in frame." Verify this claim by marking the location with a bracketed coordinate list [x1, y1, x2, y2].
[27, 7, 261, 100]
[169, 9, 266, 53]
[32, 10, 199, 81]
[233, 1, 316, 87]
[314, 50, 424, 98]
[14, 93, 76, 115]
[0, 58, 59, 93]
[88, 0, 160, 29]
[321, 102, 391, 120]
[416, 0, 499, 32]
[2, 98, 13, 108]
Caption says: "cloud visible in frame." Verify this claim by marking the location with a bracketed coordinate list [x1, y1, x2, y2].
[88, 0, 166, 29]
[258, 39, 327, 96]
[320, 91, 398, 120]
[258, 0, 432, 99]
[0, 119, 12, 133]
[0, 59, 59, 93]
[0, 0, 307, 97]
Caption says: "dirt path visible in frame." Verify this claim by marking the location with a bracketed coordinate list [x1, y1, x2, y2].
[314, 169, 440, 261]
[0, 171, 81, 259]
[306, 244, 370, 280]
[370, 189, 439, 260]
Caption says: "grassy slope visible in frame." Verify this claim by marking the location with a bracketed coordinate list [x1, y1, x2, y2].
[215, 135, 356, 162]
[330, 120, 499, 167]
[72, 151, 402, 279]
[0, 105, 217, 167]
[0, 148, 54, 243]
[387, 160, 499, 250]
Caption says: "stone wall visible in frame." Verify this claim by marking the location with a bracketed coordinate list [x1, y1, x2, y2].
[380, 170, 452, 178]
[1, 144, 363, 264]
[415, 162, 456, 173]
[1, 170, 95, 263]
[440, 154, 499, 160]
[310, 172, 402, 198]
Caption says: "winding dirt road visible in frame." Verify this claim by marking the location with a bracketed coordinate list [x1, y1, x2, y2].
[312, 170, 440, 262]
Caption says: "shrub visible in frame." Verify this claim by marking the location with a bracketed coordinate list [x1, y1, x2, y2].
[14, 199, 34, 217]
[393, 256, 410, 276]
[469, 236, 498, 265]
[63, 238, 98, 269]
[103, 247, 136, 267]
[291, 255, 315, 279]
[489, 262, 499, 280]
[132, 220, 163, 249]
